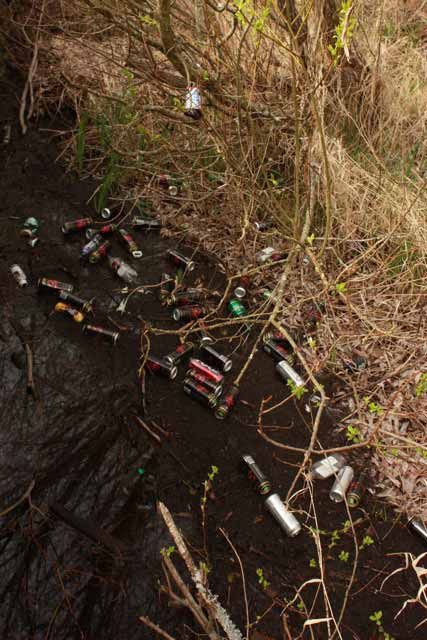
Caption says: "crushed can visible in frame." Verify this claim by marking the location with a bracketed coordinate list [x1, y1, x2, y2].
[58, 290, 93, 313]
[308, 454, 346, 481]
[185, 369, 223, 397]
[164, 342, 194, 365]
[172, 306, 206, 322]
[54, 302, 85, 323]
[117, 228, 142, 258]
[20, 217, 40, 238]
[131, 217, 161, 231]
[80, 233, 103, 259]
[89, 240, 111, 263]
[408, 517, 427, 545]
[348, 472, 367, 508]
[329, 466, 354, 503]
[276, 360, 304, 388]
[167, 288, 204, 306]
[189, 359, 223, 384]
[228, 299, 246, 317]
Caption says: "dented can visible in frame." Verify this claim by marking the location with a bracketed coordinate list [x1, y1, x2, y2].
[10, 264, 28, 287]
[167, 249, 195, 272]
[348, 472, 367, 508]
[242, 454, 271, 495]
[145, 354, 177, 380]
[308, 454, 346, 481]
[185, 370, 223, 397]
[80, 233, 103, 259]
[215, 384, 239, 420]
[164, 342, 194, 365]
[131, 217, 161, 231]
[38, 278, 74, 293]
[54, 302, 84, 323]
[330, 466, 354, 503]
[89, 240, 111, 264]
[264, 494, 301, 537]
[189, 359, 223, 384]
[118, 228, 142, 258]
[172, 306, 206, 322]
[83, 324, 119, 345]
[58, 290, 93, 313]
[183, 379, 217, 408]
[200, 344, 232, 373]
[276, 360, 304, 388]
[61, 217, 93, 234]
[168, 288, 204, 306]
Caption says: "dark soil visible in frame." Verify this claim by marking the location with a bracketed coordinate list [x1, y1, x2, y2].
[0, 70, 425, 640]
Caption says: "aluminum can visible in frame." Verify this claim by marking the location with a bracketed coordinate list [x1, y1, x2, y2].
[199, 332, 214, 346]
[80, 233, 103, 259]
[254, 221, 273, 232]
[330, 466, 354, 503]
[89, 240, 111, 264]
[118, 228, 142, 258]
[20, 217, 39, 238]
[167, 249, 195, 272]
[228, 299, 246, 317]
[168, 288, 204, 306]
[309, 454, 346, 481]
[28, 237, 39, 247]
[131, 217, 161, 231]
[58, 290, 93, 313]
[145, 355, 177, 380]
[172, 306, 206, 322]
[242, 455, 271, 495]
[85, 225, 115, 239]
[83, 324, 119, 345]
[185, 370, 223, 397]
[348, 472, 367, 508]
[189, 359, 223, 384]
[101, 207, 111, 220]
[233, 286, 246, 299]
[183, 379, 217, 408]
[200, 344, 232, 373]
[408, 517, 427, 545]
[264, 494, 301, 537]
[215, 384, 239, 420]
[61, 217, 93, 234]
[276, 360, 304, 388]
[54, 302, 84, 323]
[263, 330, 289, 345]
[159, 273, 174, 301]
[256, 247, 283, 264]
[164, 342, 194, 365]
[38, 278, 74, 293]
[263, 339, 292, 363]
[10, 264, 28, 287]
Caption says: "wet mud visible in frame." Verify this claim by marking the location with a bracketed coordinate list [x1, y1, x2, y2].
[0, 71, 426, 639]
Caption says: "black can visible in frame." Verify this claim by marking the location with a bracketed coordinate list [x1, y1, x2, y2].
[200, 344, 232, 373]
[183, 379, 218, 408]
[164, 342, 194, 365]
[83, 324, 119, 345]
[185, 369, 223, 397]
[168, 288, 204, 306]
[347, 472, 367, 508]
[263, 339, 293, 363]
[172, 306, 206, 322]
[58, 290, 93, 313]
[145, 354, 177, 380]
[38, 278, 74, 293]
[242, 455, 271, 495]
[167, 249, 195, 272]
[215, 384, 239, 420]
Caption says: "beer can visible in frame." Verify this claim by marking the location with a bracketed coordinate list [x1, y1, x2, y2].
[185, 370, 223, 397]
[200, 344, 232, 373]
[276, 360, 304, 388]
[145, 354, 177, 380]
[89, 240, 111, 264]
[408, 517, 427, 545]
[264, 493, 301, 537]
[168, 288, 204, 306]
[54, 302, 84, 323]
[131, 217, 161, 231]
[199, 332, 214, 347]
[189, 359, 223, 384]
[263, 330, 290, 345]
[263, 339, 292, 363]
[80, 233, 103, 259]
[38, 278, 74, 293]
[10, 264, 28, 287]
[329, 466, 354, 503]
[58, 290, 93, 313]
[215, 384, 239, 420]
[309, 454, 346, 481]
[118, 228, 142, 258]
[172, 306, 206, 322]
[83, 324, 119, 345]
[254, 221, 273, 232]
[167, 249, 195, 272]
[164, 342, 194, 365]
[101, 207, 111, 220]
[242, 455, 271, 495]
[61, 217, 93, 234]
[228, 299, 246, 317]
[233, 286, 246, 299]
[348, 472, 367, 508]
[183, 379, 217, 408]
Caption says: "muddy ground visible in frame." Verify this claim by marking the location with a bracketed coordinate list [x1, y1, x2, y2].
[0, 70, 426, 640]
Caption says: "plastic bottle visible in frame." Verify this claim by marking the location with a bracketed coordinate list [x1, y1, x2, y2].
[108, 256, 138, 284]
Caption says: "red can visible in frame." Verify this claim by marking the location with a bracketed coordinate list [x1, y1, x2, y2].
[38, 278, 74, 293]
[172, 306, 206, 322]
[61, 217, 93, 234]
[188, 358, 223, 384]
[118, 228, 142, 257]
[164, 342, 194, 365]
[215, 384, 239, 420]
[99, 223, 116, 235]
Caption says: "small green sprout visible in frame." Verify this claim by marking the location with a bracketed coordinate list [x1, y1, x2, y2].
[339, 550, 349, 562]
[309, 558, 317, 568]
[335, 282, 347, 294]
[329, 529, 340, 549]
[161, 546, 175, 558]
[256, 568, 270, 590]
[364, 397, 383, 415]
[360, 535, 374, 550]
[415, 373, 427, 397]
[346, 425, 361, 443]
[287, 379, 308, 399]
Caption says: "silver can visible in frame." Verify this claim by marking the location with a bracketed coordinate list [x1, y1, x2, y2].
[329, 466, 354, 503]
[308, 454, 346, 481]
[408, 517, 427, 545]
[101, 207, 111, 219]
[234, 286, 246, 299]
[10, 264, 28, 287]
[276, 360, 304, 388]
[264, 493, 301, 537]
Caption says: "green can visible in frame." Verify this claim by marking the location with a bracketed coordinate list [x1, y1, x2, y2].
[228, 299, 246, 317]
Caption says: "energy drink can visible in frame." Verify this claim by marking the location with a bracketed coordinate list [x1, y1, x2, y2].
[189, 359, 223, 384]
[263, 339, 292, 363]
[101, 207, 111, 220]
[118, 228, 142, 258]
[61, 217, 93, 234]
[145, 355, 177, 380]
[228, 299, 246, 317]
[183, 379, 217, 408]
[408, 517, 427, 545]
[172, 306, 206, 322]
[167, 249, 195, 272]
[58, 290, 93, 313]
[80, 233, 103, 259]
[276, 360, 304, 388]
[164, 342, 194, 365]
[10, 264, 28, 287]
[215, 384, 239, 420]
[83, 324, 119, 345]
[329, 466, 354, 503]
[54, 302, 85, 323]
[199, 332, 214, 347]
[264, 494, 301, 537]
[98, 223, 116, 235]
[348, 472, 367, 508]
[131, 217, 161, 231]
[263, 330, 290, 345]
[233, 286, 246, 299]
[308, 454, 346, 481]
[200, 344, 232, 373]
[38, 278, 74, 293]
[242, 455, 271, 495]
[89, 240, 111, 263]
[185, 370, 223, 397]
[168, 288, 204, 306]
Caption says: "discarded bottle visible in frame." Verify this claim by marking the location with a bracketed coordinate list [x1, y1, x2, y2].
[89, 240, 111, 264]
[183, 379, 217, 408]
[215, 384, 239, 420]
[172, 306, 206, 322]
[83, 324, 119, 345]
[81, 233, 103, 259]
[242, 455, 271, 495]
[145, 355, 177, 380]
[189, 358, 223, 384]
[159, 272, 174, 300]
[233, 286, 246, 299]
[185, 369, 223, 397]
[276, 360, 304, 388]
[348, 472, 367, 508]
[58, 290, 93, 313]
[54, 302, 85, 323]
[308, 454, 346, 481]
[329, 466, 354, 503]
[184, 86, 202, 120]
[408, 517, 427, 545]
[118, 228, 142, 258]
[254, 221, 273, 232]
[263, 339, 293, 363]
[264, 494, 301, 537]
[131, 216, 161, 231]
[10, 264, 28, 287]
[167, 249, 195, 272]
[20, 217, 39, 238]
[38, 278, 74, 293]
[108, 256, 138, 284]
[164, 342, 194, 365]
[228, 299, 246, 317]
[61, 217, 93, 234]
[200, 344, 232, 373]
[168, 288, 204, 306]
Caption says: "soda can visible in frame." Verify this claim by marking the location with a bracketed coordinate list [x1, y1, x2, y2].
[254, 221, 273, 232]
[61, 217, 93, 234]
[200, 344, 232, 373]
[408, 517, 427, 545]
[168, 288, 204, 306]
[89, 240, 111, 264]
[20, 217, 40, 238]
[242, 454, 271, 495]
[189, 359, 223, 384]
[101, 207, 111, 220]
[308, 454, 346, 481]
[80, 233, 103, 259]
[233, 286, 246, 299]
[164, 342, 194, 365]
[83, 324, 119, 345]
[10, 264, 28, 287]
[264, 493, 301, 537]
[263, 339, 293, 363]
[263, 330, 289, 345]
[58, 290, 93, 313]
[118, 228, 142, 258]
[145, 354, 177, 380]
[54, 302, 85, 323]
[276, 360, 304, 388]
[167, 249, 195, 272]
[348, 472, 367, 508]
[215, 384, 239, 420]
[183, 379, 217, 408]
[131, 217, 161, 231]
[330, 466, 354, 503]
[199, 332, 214, 347]
[38, 278, 74, 293]
[185, 369, 223, 397]
[228, 299, 246, 317]
[172, 306, 206, 322]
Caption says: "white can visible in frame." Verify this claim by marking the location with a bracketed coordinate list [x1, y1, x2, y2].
[10, 264, 28, 287]
[185, 87, 201, 110]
